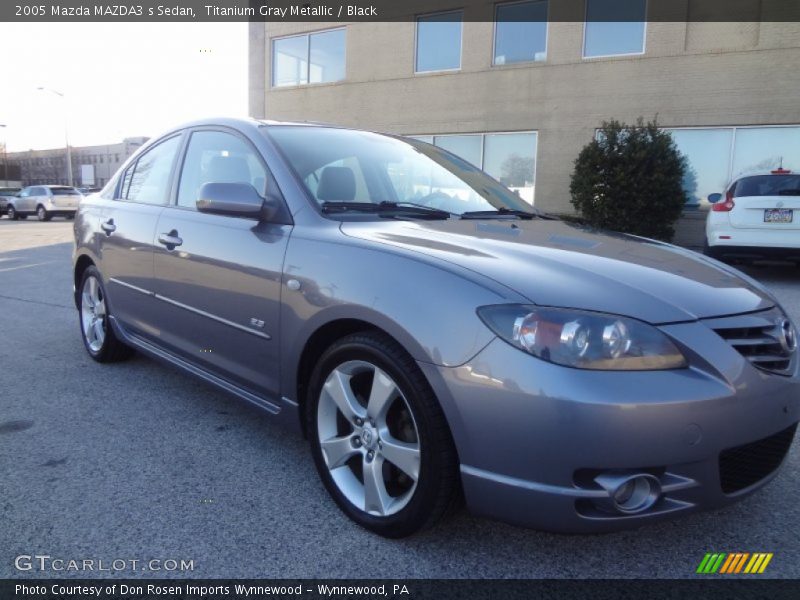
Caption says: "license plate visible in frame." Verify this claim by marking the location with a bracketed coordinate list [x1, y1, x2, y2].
[764, 208, 793, 223]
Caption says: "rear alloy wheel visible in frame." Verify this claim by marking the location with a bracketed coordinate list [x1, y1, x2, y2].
[78, 266, 133, 362]
[7, 205, 18, 220]
[308, 332, 459, 538]
[37, 205, 51, 221]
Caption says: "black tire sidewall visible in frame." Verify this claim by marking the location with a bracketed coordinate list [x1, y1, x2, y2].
[307, 334, 450, 538]
[78, 267, 110, 360]
[8, 206, 16, 220]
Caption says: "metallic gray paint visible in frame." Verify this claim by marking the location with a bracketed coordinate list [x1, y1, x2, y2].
[73, 118, 799, 532]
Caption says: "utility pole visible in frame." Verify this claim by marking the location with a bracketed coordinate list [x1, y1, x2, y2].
[0, 124, 7, 187]
[37, 87, 73, 186]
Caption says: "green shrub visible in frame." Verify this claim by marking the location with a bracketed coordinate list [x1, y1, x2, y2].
[570, 118, 686, 241]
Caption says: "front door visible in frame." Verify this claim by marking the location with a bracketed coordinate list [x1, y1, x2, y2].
[150, 129, 292, 401]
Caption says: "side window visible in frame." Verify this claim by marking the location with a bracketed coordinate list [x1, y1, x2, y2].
[304, 156, 370, 202]
[124, 136, 181, 205]
[19, 189, 29, 198]
[176, 130, 268, 209]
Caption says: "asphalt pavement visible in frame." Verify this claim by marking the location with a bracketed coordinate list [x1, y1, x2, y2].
[2, 218, 799, 579]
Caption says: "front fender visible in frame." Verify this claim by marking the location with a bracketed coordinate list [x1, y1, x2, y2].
[280, 232, 520, 401]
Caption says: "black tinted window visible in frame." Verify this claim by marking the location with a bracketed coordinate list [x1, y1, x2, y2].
[734, 175, 800, 197]
[51, 188, 80, 196]
[125, 136, 181, 205]
[176, 130, 267, 209]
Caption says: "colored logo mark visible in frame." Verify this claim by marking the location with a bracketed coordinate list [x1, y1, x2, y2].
[696, 553, 773, 574]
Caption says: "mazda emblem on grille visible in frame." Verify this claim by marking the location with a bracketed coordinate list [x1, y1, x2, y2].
[777, 319, 797, 355]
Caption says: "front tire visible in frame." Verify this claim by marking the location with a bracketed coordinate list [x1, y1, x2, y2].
[37, 205, 51, 221]
[307, 332, 459, 538]
[78, 266, 134, 363]
[7, 205, 18, 220]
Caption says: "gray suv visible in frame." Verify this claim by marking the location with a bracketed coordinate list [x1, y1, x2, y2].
[73, 118, 799, 537]
[8, 185, 81, 221]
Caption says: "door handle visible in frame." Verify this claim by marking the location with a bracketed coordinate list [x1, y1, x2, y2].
[158, 230, 183, 249]
[100, 219, 116, 235]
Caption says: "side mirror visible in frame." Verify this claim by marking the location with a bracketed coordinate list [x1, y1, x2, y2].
[707, 193, 722, 204]
[197, 182, 277, 220]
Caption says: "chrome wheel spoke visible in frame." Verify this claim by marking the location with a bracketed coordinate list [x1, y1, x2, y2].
[94, 300, 106, 318]
[363, 456, 391, 515]
[324, 369, 365, 424]
[320, 434, 359, 470]
[82, 290, 95, 309]
[367, 368, 397, 422]
[92, 319, 105, 343]
[379, 435, 420, 481]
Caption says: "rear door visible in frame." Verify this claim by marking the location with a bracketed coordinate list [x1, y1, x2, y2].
[16, 187, 36, 212]
[150, 128, 292, 400]
[729, 174, 800, 230]
[99, 134, 183, 338]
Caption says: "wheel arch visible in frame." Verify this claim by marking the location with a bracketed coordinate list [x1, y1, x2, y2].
[294, 317, 394, 437]
[73, 253, 96, 308]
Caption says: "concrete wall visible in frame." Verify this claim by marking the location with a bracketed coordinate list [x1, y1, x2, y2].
[250, 13, 800, 214]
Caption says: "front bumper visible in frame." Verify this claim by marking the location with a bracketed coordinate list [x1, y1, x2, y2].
[419, 320, 800, 533]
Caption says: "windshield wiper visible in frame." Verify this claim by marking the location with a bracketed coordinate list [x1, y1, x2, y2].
[320, 201, 452, 219]
[460, 207, 549, 220]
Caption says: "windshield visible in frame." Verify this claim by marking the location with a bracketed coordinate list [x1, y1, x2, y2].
[265, 126, 536, 216]
[734, 175, 800, 197]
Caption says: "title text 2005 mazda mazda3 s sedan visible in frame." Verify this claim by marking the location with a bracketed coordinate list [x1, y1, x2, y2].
[73, 118, 799, 537]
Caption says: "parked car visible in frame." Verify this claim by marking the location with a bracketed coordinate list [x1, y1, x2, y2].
[7, 185, 82, 221]
[0, 187, 21, 216]
[78, 187, 101, 196]
[705, 168, 800, 263]
[73, 118, 799, 537]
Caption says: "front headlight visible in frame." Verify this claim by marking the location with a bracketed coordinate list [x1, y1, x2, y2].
[477, 305, 686, 371]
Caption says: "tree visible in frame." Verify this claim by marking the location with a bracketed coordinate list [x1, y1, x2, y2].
[570, 118, 686, 241]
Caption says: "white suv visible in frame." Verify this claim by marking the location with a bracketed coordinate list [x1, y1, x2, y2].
[705, 169, 800, 263]
[7, 185, 82, 221]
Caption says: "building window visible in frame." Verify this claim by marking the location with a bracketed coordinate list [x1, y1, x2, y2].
[664, 125, 800, 206]
[434, 135, 483, 168]
[272, 28, 346, 87]
[583, 0, 646, 58]
[415, 11, 463, 73]
[494, 1, 548, 65]
[411, 131, 538, 203]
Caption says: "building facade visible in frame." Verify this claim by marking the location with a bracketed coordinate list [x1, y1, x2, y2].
[7, 137, 148, 188]
[249, 0, 800, 216]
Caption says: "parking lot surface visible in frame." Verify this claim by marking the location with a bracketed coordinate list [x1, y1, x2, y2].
[2, 218, 799, 579]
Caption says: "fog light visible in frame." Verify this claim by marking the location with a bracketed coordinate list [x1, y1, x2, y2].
[594, 473, 662, 515]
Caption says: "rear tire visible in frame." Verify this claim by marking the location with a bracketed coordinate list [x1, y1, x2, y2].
[37, 205, 51, 222]
[703, 239, 723, 262]
[307, 331, 459, 538]
[78, 266, 134, 363]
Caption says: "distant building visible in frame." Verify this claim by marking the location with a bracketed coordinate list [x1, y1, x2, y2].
[249, 2, 800, 215]
[6, 137, 148, 188]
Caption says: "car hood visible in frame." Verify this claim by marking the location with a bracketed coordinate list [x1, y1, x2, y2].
[340, 218, 774, 324]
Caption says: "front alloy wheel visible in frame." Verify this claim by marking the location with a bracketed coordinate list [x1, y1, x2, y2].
[7, 205, 18, 220]
[308, 332, 459, 538]
[317, 360, 421, 517]
[77, 266, 133, 362]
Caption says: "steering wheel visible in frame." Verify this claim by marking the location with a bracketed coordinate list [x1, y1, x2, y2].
[416, 191, 453, 211]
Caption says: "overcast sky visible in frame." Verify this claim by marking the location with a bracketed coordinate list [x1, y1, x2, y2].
[0, 22, 248, 152]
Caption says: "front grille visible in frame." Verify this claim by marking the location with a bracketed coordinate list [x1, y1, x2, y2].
[706, 308, 796, 376]
[719, 424, 797, 494]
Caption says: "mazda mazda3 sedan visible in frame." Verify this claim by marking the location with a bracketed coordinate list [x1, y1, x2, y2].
[73, 118, 799, 537]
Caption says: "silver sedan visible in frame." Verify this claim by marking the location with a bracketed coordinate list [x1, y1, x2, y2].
[72, 118, 799, 537]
